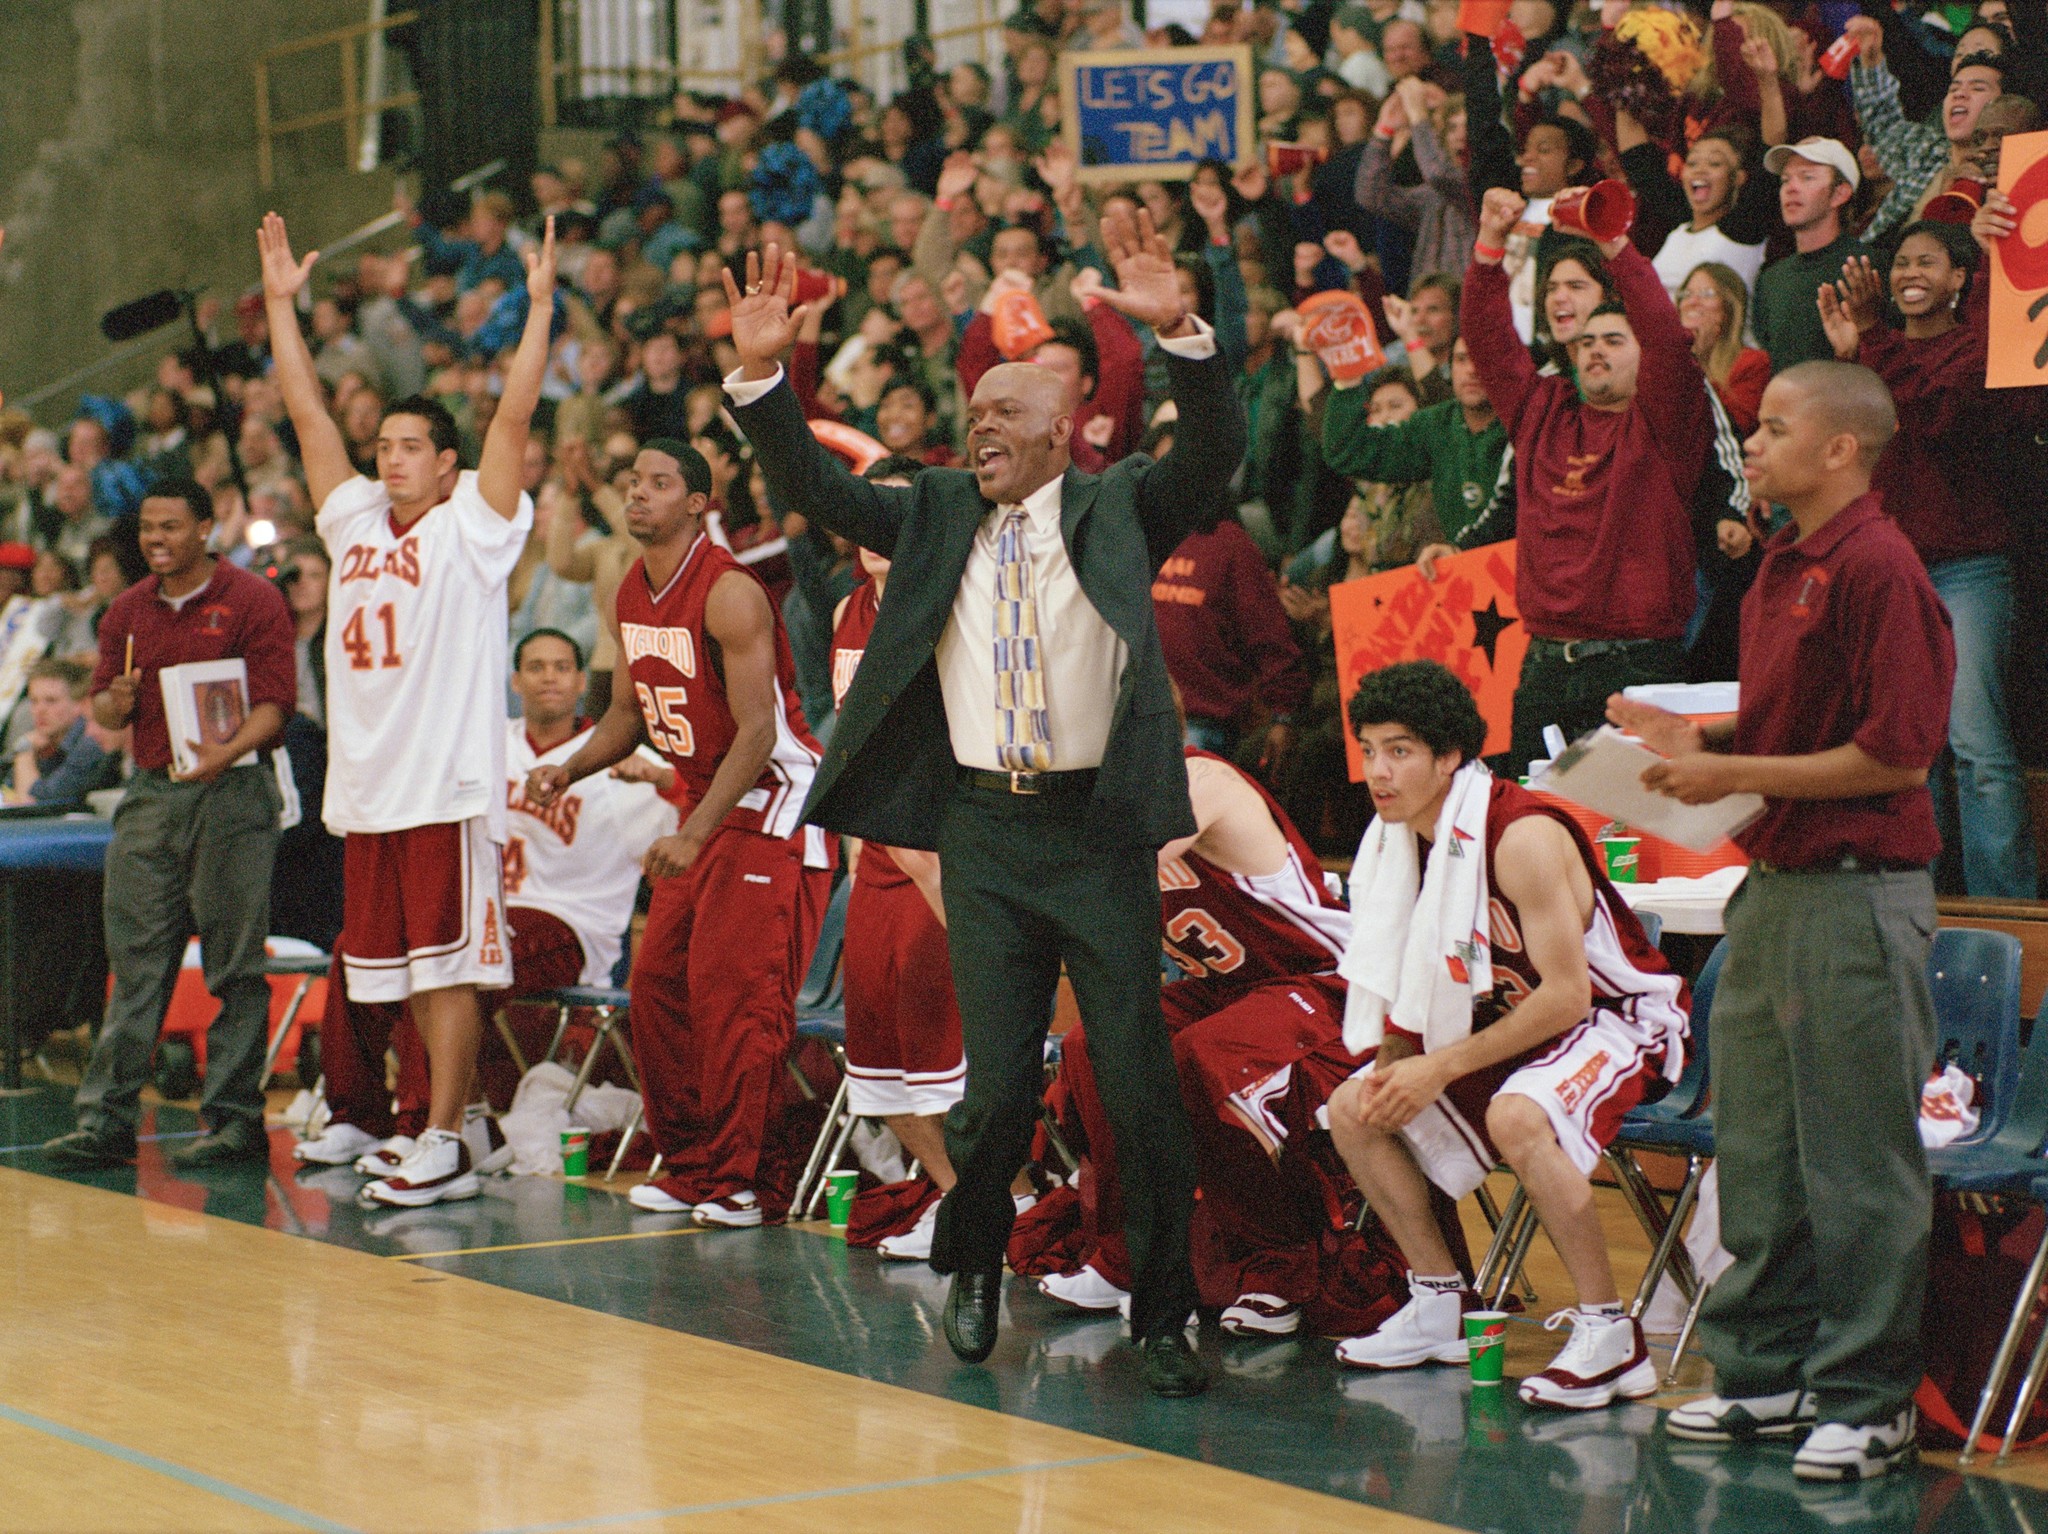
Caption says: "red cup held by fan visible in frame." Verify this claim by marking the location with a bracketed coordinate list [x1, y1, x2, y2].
[1267, 141, 1329, 179]
[1550, 179, 1637, 242]
[793, 267, 837, 305]
[1923, 177, 1985, 226]
[1492, 19, 1529, 75]
[1297, 290, 1388, 384]
[992, 287, 1056, 359]
[1818, 32, 1859, 81]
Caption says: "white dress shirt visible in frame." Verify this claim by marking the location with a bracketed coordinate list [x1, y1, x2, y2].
[725, 318, 1217, 771]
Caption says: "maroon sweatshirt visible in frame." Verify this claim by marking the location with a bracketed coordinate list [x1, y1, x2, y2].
[1463, 242, 1710, 641]
[1858, 285, 2040, 566]
[1152, 521, 1310, 727]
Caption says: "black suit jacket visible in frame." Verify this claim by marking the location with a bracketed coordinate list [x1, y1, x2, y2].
[733, 345, 1248, 851]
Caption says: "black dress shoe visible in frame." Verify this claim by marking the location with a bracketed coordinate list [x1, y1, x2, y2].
[1138, 1330, 1211, 1398]
[41, 1129, 137, 1169]
[944, 1270, 1002, 1362]
[169, 1123, 271, 1168]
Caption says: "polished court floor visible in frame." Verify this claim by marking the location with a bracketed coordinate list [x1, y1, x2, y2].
[4, 1087, 2048, 1533]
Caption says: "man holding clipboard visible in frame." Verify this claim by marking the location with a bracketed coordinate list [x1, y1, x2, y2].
[43, 479, 296, 1171]
[1610, 360, 1953, 1482]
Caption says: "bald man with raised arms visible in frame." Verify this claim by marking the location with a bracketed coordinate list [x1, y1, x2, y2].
[720, 210, 1246, 1396]
[1611, 361, 1954, 1481]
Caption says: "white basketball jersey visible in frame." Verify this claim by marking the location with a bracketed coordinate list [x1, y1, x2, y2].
[317, 471, 532, 838]
[503, 723, 676, 986]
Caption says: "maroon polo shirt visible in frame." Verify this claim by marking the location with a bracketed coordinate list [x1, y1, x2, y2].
[1733, 492, 1954, 867]
[91, 559, 297, 773]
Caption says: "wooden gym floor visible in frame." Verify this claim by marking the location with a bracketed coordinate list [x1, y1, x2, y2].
[3, 1087, 2048, 1533]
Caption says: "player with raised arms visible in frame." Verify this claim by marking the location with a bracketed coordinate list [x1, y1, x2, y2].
[262, 209, 553, 1206]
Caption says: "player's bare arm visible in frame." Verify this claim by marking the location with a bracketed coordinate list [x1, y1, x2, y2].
[477, 216, 558, 522]
[529, 603, 643, 803]
[641, 569, 780, 881]
[1160, 755, 1288, 874]
[257, 211, 353, 507]
[1360, 816, 1596, 1133]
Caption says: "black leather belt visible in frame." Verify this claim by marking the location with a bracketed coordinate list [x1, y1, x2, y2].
[958, 766, 1098, 796]
[1527, 636, 1672, 664]
[1751, 855, 1927, 875]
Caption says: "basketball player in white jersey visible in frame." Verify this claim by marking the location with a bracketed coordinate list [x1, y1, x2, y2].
[260, 210, 556, 1206]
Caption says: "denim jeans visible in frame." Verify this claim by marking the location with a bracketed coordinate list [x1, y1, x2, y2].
[1929, 554, 2038, 898]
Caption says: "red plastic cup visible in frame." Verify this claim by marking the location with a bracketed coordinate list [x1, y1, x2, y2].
[1819, 33, 1859, 81]
[793, 267, 836, 305]
[1924, 177, 1985, 225]
[1492, 19, 1528, 76]
[1550, 179, 1637, 242]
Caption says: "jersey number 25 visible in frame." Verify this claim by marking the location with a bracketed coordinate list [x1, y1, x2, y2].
[636, 682, 696, 758]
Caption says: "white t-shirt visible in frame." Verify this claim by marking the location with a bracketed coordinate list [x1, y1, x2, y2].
[503, 723, 676, 986]
[316, 470, 532, 837]
[1652, 222, 1767, 306]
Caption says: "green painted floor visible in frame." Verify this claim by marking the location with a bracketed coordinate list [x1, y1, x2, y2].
[2, 1086, 2040, 1534]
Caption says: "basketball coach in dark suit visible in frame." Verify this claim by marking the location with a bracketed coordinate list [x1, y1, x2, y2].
[721, 213, 1244, 1396]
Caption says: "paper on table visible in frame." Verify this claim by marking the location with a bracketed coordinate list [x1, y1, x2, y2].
[1532, 726, 1764, 852]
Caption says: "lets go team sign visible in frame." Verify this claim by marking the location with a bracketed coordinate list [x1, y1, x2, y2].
[1060, 45, 1256, 183]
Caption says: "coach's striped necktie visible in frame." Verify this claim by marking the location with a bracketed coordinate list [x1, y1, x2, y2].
[992, 504, 1054, 772]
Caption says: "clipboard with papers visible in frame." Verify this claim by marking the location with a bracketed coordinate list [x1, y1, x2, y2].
[1531, 726, 1764, 853]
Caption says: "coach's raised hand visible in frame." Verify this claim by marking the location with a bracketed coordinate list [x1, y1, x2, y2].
[722, 244, 813, 382]
[1094, 207, 1192, 339]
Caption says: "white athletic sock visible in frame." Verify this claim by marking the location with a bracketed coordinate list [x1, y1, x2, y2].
[1413, 1273, 1465, 1295]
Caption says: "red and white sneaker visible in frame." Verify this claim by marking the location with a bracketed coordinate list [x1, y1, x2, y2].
[1518, 1309, 1659, 1411]
[292, 1122, 377, 1166]
[362, 1129, 480, 1208]
[353, 1136, 417, 1177]
[693, 1191, 764, 1228]
[1220, 1293, 1301, 1337]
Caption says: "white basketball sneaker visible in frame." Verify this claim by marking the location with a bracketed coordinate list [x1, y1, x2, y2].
[292, 1122, 378, 1166]
[1220, 1293, 1301, 1337]
[1793, 1408, 1917, 1482]
[353, 1136, 417, 1176]
[1334, 1276, 1473, 1369]
[877, 1200, 940, 1261]
[361, 1128, 480, 1208]
[1518, 1309, 1659, 1411]
[1666, 1388, 1817, 1442]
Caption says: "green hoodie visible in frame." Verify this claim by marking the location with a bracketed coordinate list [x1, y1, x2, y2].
[1320, 387, 1508, 547]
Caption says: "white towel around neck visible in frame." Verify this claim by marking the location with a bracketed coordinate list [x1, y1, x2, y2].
[1339, 762, 1495, 1057]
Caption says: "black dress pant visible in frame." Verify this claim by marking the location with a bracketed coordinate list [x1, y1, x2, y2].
[927, 780, 1200, 1341]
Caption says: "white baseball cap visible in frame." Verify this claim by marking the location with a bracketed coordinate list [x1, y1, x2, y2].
[1764, 136, 1861, 192]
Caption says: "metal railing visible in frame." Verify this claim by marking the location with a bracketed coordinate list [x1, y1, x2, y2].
[539, 0, 1002, 123]
[14, 160, 504, 420]
[255, 9, 421, 189]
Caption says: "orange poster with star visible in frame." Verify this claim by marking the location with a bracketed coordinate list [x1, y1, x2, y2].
[1328, 541, 1524, 780]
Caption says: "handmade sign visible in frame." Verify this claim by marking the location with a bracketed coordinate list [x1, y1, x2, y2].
[1298, 290, 1388, 384]
[1329, 541, 1524, 775]
[1061, 46, 1256, 183]
[1988, 128, 2048, 389]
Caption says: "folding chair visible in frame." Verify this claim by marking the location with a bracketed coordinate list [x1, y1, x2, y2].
[519, 986, 643, 1178]
[788, 876, 852, 1217]
[1472, 911, 1669, 1309]
[258, 947, 332, 1087]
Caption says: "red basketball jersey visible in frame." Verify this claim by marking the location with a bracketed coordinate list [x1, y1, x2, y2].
[829, 578, 907, 888]
[1476, 778, 1689, 1044]
[616, 533, 820, 838]
[1157, 750, 1352, 987]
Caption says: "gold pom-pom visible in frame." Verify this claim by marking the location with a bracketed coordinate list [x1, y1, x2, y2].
[1615, 8, 1708, 94]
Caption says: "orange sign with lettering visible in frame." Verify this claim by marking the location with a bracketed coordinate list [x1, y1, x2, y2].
[1988, 129, 2048, 390]
[1328, 541, 1524, 778]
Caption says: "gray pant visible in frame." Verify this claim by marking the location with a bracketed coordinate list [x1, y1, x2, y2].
[76, 764, 281, 1139]
[1701, 867, 1938, 1425]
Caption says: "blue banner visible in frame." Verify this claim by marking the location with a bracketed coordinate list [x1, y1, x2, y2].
[1064, 47, 1252, 177]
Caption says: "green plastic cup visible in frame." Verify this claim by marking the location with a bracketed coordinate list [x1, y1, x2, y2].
[1599, 835, 1641, 885]
[1465, 1309, 1510, 1385]
[559, 1127, 589, 1178]
[825, 1169, 859, 1228]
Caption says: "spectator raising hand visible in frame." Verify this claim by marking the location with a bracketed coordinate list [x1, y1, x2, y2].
[1816, 254, 1886, 360]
